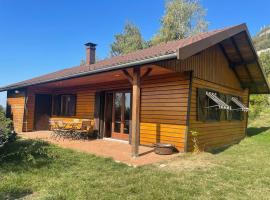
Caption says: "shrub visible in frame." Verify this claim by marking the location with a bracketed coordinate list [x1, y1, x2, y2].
[190, 130, 201, 153]
[0, 106, 14, 146]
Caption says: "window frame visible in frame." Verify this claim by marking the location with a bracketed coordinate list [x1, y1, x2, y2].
[227, 95, 243, 121]
[197, 88, 245, 122]
[205, 90, 221, 121]
[197, 88, 221, 122]
[52, 94, 77, 117]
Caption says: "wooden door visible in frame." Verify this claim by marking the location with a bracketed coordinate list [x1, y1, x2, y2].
[111, 91, 131, 140]
[34, 94, 52, 130]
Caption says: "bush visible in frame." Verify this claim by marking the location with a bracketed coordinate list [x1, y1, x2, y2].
[0, 106, 15, 146]
[249, 94, 270, 120]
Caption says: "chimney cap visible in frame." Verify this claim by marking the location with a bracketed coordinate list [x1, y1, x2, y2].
[84, 42, 97, 48]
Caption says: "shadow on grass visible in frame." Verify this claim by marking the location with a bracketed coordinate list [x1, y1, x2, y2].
[209, 143, 239, 154]
[0, 138, 55, 171]
[246, 127, 270, 137]
[209, 127, 270, 154]
[0, 188, 33, 200]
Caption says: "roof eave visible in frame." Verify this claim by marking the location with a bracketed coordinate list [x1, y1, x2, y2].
[177, 23, 248, 60]
[176, 23, 270, 94]
[0, 52, 178, 92]
[244, 28, 270, 94]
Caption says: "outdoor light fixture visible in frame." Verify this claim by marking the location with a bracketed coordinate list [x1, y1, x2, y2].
[14, 90, 20, 94]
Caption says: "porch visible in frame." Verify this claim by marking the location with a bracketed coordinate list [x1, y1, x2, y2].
[18, 131, 179, 166]
[15, 63, 189, 156]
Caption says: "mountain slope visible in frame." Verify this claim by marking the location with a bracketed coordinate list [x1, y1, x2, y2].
[253, 26, 270, 53]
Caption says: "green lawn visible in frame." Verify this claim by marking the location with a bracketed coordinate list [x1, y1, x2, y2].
[1, 127, 270, 200]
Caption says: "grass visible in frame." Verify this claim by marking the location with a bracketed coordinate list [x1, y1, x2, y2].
[0, 128, 270, 200]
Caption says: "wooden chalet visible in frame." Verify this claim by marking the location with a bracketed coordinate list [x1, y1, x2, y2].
[1, 23, 269, 156]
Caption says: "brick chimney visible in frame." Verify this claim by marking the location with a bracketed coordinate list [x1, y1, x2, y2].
[85, 42, 97, 65]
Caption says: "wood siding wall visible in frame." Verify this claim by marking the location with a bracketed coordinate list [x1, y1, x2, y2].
[50, 89, 95, 125]
[24, 80, 131, 132]
[6, 91, 25, 133]
[24, 86, 95, 131]
[155, 44, 250, 151]
[158, 45, 242, 90]
[6, 44, 250, 152]
[139, 73, 190, 151]
[187, 78, 249, 151]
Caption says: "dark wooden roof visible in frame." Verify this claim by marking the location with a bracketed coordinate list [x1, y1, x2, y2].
[1, 23, 269, 94]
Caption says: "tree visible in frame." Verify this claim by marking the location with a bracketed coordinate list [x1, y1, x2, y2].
[0, 105, 4, 114]
[110, 22, 145, 56]
[260, 52, 270, 77]
[249, 52, 270, 120]
[0, 106, 13, 145]
[253, 26, 270, 51]
[152, 0, 208, 45]
[80, 59, 86, 66]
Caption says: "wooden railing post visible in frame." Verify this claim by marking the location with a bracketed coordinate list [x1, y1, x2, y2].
[131, 67, 140, 158]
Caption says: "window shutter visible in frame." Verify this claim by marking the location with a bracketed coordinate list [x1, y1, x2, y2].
[94, 92, 105, 139]
[53, 95, 61, 116]
[197, 88, 206, 121]
[94, 92, 101, 132]
[68, 95, 76, 116]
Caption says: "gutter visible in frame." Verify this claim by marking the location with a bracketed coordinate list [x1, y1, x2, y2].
[0, 53, 178, 92]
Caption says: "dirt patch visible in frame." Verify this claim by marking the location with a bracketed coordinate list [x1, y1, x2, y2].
[156, 152, 220, 172]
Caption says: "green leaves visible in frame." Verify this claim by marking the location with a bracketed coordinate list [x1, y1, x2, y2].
[152, 0, 208, 45]
[110, 22, 145, 56]
[0, 108, 13, 146]
[253, 26, 270, 51]
[109, 0, 208, 56]
[260, 52, 270, 76]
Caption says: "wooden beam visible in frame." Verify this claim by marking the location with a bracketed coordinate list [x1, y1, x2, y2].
[122, 69, 133, 84]
[231, 37, 258, 93]
[243, 32, 270, 93]
[141, 68, 152, 81]
[131, 67, 140, 158]
[231, 60, 256, 66]
[242, 82, 267, 87]
[218, 43, 244, 89]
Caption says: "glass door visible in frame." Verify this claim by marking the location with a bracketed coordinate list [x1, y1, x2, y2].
[111, 91, 131, 140]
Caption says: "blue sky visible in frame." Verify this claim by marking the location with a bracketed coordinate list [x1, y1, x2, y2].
[0, 0, 269, 106]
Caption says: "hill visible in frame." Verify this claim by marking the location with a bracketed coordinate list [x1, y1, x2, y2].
[253, 26, 270, 53]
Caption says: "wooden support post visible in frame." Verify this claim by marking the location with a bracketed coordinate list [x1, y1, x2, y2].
[131, 67, 140, 158]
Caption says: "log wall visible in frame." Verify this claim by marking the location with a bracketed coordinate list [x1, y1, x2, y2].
[6, 91, 26, 133]
[139, 73, 190, 151]
[188, 78, 249, 151]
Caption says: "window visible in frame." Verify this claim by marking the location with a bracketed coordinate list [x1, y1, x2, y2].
[197, 88, 220, 121]
[53, 94, 76, 116]
[206, 94, 220, 121]
[228, 96, 243, 121]
[197, 88, 245, 122]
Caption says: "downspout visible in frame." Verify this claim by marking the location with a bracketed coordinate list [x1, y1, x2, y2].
[184, 71, 193, 153]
